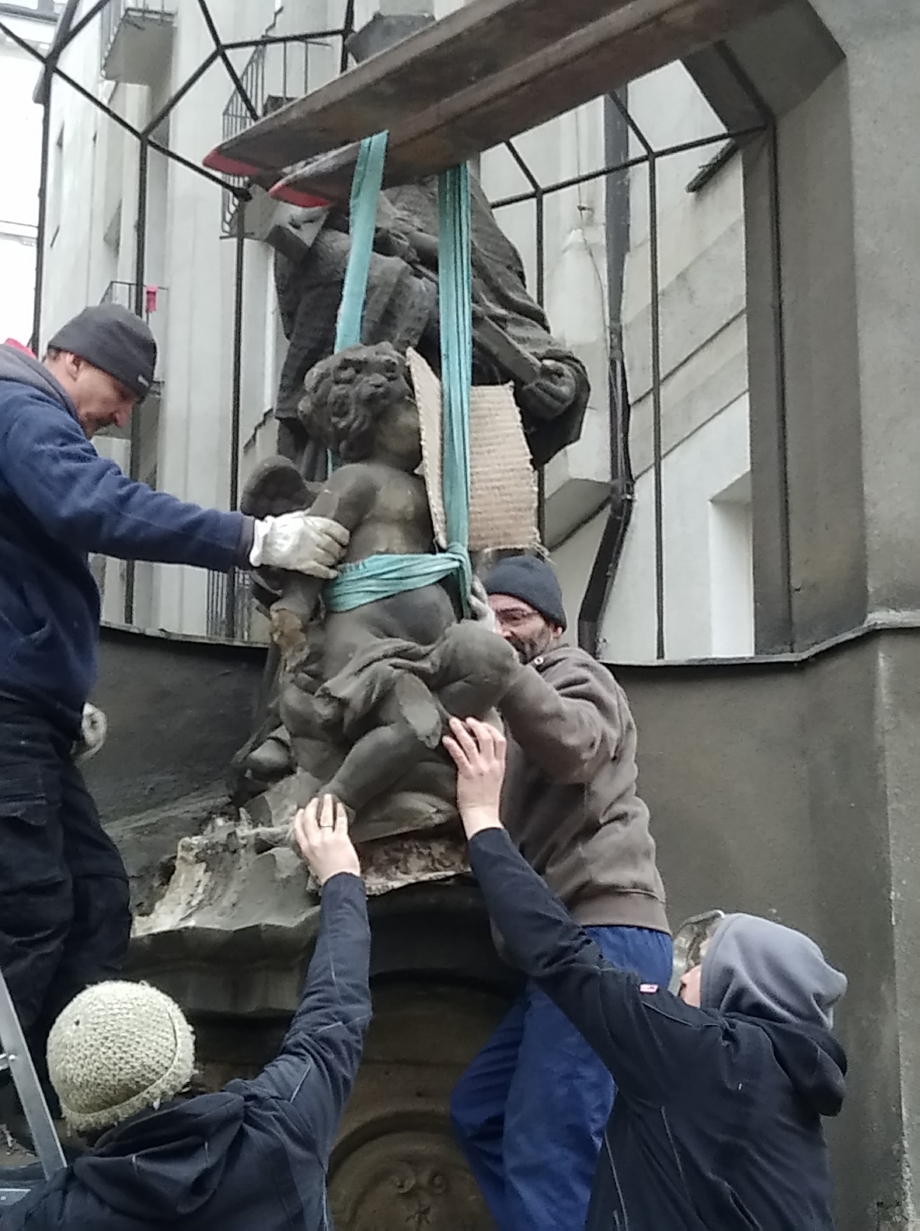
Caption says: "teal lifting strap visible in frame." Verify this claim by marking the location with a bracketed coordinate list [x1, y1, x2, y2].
[333, 131, 389, 352]
[324, 136, 473, 615]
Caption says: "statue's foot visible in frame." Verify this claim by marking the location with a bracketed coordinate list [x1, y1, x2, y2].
[245, 734, 294, 779]
[309, 783, 354, 819]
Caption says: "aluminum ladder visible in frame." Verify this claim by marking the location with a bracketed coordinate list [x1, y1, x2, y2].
[0, 971, 66, 1208]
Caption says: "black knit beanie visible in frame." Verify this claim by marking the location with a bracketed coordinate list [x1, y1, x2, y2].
[484, 555, 567, 630]
[49, 304, 156, 400]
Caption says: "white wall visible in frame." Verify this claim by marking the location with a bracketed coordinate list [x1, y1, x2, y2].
[0, 12, 54, 344]
[480, 103, 611, 542]
[549, 61, 753, 662]
[599, 394, 751, 661]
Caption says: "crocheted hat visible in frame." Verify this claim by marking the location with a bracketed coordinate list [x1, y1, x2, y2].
[47, 981, 195, 1134]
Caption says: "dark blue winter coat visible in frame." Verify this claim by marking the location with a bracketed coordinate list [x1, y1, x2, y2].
[469, 828, 847, 1231]
[0, 871, 371, 1231]
[0, 344, 251, 734]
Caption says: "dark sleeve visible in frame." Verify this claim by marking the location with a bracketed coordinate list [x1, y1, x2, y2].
[469, 828, 703, 1103]
[0, 389, 250, 570]
[241, 872, 372, 1156]
[498, 654, 622, 784]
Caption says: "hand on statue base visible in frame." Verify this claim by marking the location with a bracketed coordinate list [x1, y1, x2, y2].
[292, 795, 361, 884]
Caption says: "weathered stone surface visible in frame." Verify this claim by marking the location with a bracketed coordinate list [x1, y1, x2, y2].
[329, 984, 504, 1231]
[106, 784, 230, 915]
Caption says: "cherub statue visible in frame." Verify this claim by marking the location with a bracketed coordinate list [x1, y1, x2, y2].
[240, 342, 518, 839]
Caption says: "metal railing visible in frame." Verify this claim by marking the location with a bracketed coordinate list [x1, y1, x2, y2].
[100, 0, 174, 72]
[489, 95, 766, 662]
[207, 567, 256, 641]
[221, 35, 317, 233]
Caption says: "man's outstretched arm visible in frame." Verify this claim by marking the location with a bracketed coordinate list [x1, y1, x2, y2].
[444, 718, 703, 1104]
[0, 388, 348, 576]
[241, 797, 371, 1157]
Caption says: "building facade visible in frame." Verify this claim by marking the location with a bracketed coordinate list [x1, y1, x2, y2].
[36, 0, 754, 661]
[0, 1, 58, 347]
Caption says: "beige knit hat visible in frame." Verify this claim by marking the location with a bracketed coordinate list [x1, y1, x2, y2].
[47, 981, 195, 1134]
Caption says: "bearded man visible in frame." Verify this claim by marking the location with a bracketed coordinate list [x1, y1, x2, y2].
[450, 554, 672, 1231]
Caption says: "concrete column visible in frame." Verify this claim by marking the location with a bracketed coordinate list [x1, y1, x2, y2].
[727, 4, 920, 1225]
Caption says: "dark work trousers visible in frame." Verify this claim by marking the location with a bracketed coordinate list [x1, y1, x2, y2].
[450, 924, 673, 1231]
[0, 697, 131, 1104]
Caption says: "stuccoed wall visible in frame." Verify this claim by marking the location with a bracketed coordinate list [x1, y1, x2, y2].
[86, 620, 910, 1229]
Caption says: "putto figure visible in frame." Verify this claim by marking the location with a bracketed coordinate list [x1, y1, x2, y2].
[238, 343, 518, 840]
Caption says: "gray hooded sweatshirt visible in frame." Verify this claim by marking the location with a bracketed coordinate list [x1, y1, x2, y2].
[702, 913, 847, 1029]
[467, 832, 849, 1230]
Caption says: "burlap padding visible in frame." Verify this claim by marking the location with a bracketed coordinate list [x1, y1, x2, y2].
[408, 348, 538, 552]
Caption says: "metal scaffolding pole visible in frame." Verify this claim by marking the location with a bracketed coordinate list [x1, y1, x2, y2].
[224, 199, 247, 639]
[124, 136, 149, 627]
[31, 74, 52, 351]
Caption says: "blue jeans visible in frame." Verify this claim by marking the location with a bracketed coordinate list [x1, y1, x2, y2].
[451, 925, 673, 1231]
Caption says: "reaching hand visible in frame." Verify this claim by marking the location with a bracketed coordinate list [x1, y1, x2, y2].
[443, 717, 507, 838]
[292, 795, 361, 884]
[251, 511, 350, 578]
[469, 577, 499, 634]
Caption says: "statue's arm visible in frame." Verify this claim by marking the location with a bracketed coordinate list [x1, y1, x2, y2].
[306, 465, 380, 535]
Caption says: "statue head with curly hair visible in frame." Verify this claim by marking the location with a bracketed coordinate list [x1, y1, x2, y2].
[297, 342, 421, 471]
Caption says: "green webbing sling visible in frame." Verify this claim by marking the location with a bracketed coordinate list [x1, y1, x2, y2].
[323, 132, 473, 615]
[333, 131, 389, 353]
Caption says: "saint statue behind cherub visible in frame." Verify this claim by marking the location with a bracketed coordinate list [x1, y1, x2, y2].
[238, 341, 519, 840]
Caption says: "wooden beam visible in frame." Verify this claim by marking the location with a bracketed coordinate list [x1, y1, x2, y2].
[205, 0, 647, 174]
[204, 0, 777, 178]
[269, 0, 780, 203]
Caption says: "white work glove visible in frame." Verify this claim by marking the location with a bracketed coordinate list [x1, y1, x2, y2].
[250, 512, 350, 579]
[469, 577, 499, 633]
[74, 703, 107, 764]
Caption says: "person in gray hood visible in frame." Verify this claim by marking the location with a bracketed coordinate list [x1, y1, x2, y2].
[444, 716, 848, 1231]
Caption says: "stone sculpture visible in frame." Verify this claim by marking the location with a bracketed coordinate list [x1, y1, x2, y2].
[235, 342, 519, 842]
[233, 160, 592, 843]
[269, 176, 590, 479]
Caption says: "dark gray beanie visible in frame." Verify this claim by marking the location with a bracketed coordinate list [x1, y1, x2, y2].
[49, 304, 156, 400]
[484, 555, 566, 630]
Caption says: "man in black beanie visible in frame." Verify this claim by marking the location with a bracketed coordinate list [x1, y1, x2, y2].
[450, 553, 672, 1231]
[0, 305, 352, 1111]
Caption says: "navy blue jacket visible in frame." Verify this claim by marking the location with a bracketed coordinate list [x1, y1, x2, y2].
[469, 828, 847, 1231]
[1, 872, 371, 1231]
[0, 345, 251, 734]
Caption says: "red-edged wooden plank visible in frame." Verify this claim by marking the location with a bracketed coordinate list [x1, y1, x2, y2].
[203, 0, 656, 175]
[268, 0, 779, 202]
